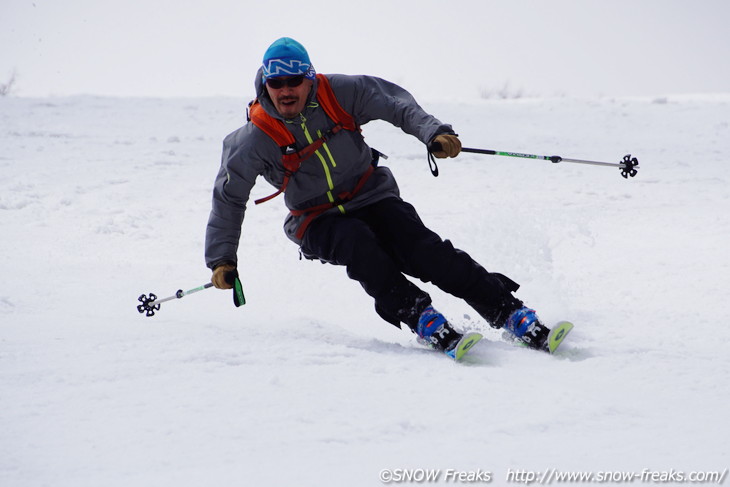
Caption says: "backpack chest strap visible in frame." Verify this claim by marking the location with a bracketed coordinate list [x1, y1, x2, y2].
[253, 123, 344, 205]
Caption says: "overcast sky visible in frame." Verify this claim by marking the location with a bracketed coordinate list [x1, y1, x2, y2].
[2, 0, 729, 100]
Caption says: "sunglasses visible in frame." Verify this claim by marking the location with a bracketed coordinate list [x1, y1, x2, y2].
[266, 75, 306, 89]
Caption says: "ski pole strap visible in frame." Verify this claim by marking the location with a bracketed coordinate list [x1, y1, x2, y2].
[232, 276, 246, 307]
[426, 150, 439, 177]
[425, 140, 446, 176]
[225, 271, 246, 308]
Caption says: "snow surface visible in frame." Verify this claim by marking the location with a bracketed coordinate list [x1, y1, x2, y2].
[1, 93, 729, 486]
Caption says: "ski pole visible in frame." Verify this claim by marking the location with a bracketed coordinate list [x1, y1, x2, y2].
[428, 142, 639, 179]
[137, 282, 214, 317]
[137, 274, 246, 317]
[461, 148, 639, 179]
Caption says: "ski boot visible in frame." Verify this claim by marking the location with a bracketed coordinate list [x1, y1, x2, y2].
[502, 306, 551, 351]
[417, 306, 482, 360]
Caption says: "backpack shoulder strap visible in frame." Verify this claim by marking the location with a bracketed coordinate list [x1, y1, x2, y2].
[247, 99, 295, 147]
[315, 74, 357, 131]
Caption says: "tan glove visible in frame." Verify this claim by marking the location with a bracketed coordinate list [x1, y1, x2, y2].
[211, 263, 237, 289]
[430, 134, 462, 159]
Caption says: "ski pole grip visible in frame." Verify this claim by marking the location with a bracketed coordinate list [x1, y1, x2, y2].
[223, 269, 239, 287]
[428, 141, 443, 153]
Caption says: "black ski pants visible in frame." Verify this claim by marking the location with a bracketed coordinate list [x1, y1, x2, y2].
[300, 197, 521, 330]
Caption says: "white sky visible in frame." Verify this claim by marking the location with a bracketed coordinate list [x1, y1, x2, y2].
[2, 0, 729, 100]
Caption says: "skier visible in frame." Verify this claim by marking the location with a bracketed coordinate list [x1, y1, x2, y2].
[205, 37, 552, 358]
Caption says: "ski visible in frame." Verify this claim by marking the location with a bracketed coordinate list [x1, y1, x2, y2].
[543, 321, 574, 354]
[446, 332, 483, 361]
[503, 321, 574, 354]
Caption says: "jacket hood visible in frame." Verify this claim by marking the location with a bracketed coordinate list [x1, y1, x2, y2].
[254, 67, 319, 121]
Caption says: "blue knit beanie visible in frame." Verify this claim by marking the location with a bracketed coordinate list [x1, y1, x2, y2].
[262, 37, 316, 81]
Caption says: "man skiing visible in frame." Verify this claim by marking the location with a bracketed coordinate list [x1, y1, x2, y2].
[205, 37, 556, 359]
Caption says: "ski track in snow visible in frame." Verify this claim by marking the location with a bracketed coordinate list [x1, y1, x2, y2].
[1, 94, 729, 486]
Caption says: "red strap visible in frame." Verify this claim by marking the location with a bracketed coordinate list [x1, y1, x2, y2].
[290, 164, 376, 240]
[339, 163, 374, 200]
[253, 126, 344, 205]
[248, 100, 295, 147]
[315, 74, 357, 131]
[253, 179, 287, 205]
[281, 124, 342, 173]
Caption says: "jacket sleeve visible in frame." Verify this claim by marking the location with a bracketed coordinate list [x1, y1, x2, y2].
[204, 128, 262, 269]
[327, 74, 455, 145]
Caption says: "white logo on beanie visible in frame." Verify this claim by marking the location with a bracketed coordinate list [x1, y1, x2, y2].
[263, 59, 313, 79]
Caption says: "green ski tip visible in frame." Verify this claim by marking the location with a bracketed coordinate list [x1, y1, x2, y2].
[450, 332, 483, 361]
[546, 321, 574, 354]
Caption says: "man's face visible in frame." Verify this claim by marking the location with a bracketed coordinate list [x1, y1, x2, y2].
[265, 75, 314, 119]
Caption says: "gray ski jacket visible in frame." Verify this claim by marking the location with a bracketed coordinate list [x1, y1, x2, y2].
[205, 70, 455, 269]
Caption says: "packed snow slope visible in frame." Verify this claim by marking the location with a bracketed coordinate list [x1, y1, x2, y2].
[1, 92, 729, 486]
